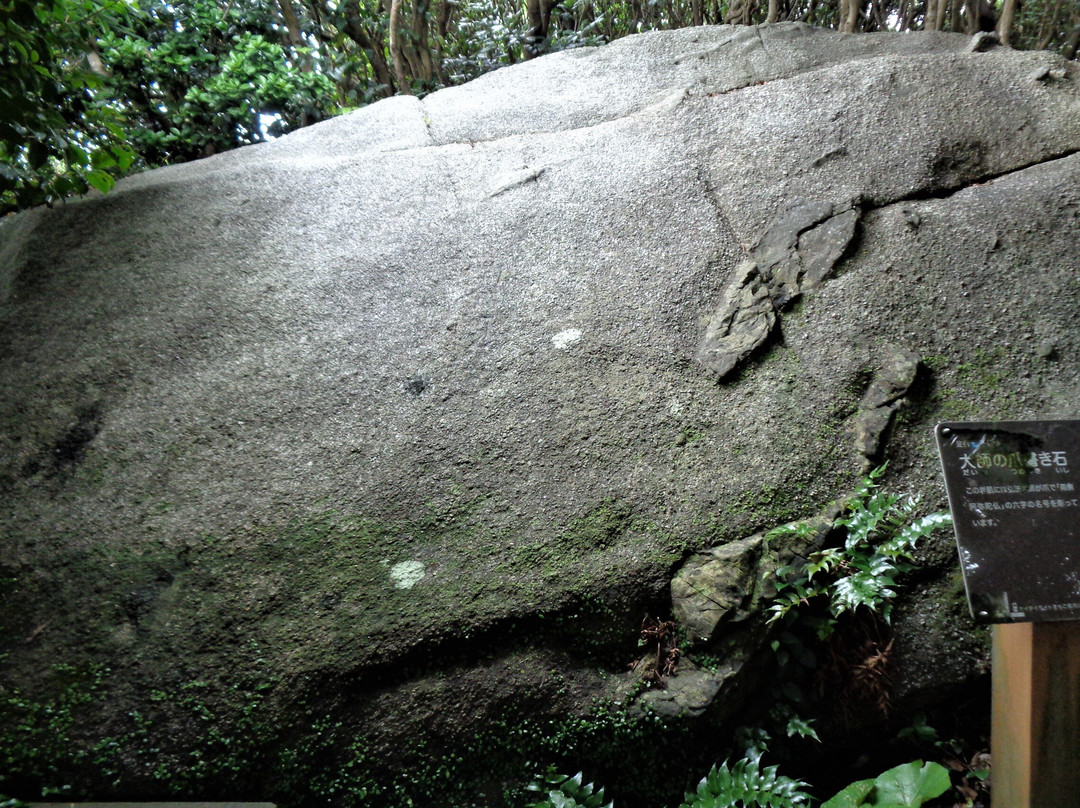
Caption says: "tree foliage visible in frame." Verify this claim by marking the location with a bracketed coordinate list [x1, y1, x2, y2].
[0, 0, 135, 213]
[97, 0, 338, 166]
[1, 0, 1076, 213]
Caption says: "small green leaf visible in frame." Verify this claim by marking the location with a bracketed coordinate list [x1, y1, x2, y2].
[90, 148, 116, 169]
[784, 714, 820, 742]
[85, 168, 114, 194]
[822, 778, 875, 808]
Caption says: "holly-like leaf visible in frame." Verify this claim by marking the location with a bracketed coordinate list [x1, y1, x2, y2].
[821, 778, 875, 808]
[868, 761, 951, 807]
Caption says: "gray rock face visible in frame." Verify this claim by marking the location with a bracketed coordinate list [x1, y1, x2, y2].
[672, 534, 769, 645]
[2, 22, 1080, 800]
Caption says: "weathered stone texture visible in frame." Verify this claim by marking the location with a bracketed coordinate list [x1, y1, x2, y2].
[2, 22, 1079, 797]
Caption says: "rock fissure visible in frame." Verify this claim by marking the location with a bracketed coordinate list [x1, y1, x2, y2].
[863, 146, 1080, 208]
[851, 347, 922, 469]
[696, 198, 862, 379]
[486, 166, 547, 198]
[660, 341, 925, 717]
[697, 138, 1080, 382]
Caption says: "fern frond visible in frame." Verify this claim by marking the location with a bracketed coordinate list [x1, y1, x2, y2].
[783, 714, 820, 743]
[879, 493, 919, 532]
[764, 521, 819, 542]
[831, 566, 897, 618]
[878, 512, 953, 559]
[844, 463, 888, 507]
[680, 750, 811, 808]
[803, 548, 843, 581]
[839, 491, 900, 550]
[527, 767, 614, 808]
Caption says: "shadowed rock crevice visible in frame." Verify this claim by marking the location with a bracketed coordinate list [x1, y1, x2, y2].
[862, 145, 1080, 209]
[19, 402, 102, 479]
[656, 509, 838, 718]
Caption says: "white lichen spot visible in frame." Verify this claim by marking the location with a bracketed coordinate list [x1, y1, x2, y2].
[666, 398, 683, 417]
[552, 328, 582, 349]
[389, 560, 426, 590]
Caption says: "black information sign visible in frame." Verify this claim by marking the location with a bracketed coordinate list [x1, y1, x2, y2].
[936, 420, 1080, 624]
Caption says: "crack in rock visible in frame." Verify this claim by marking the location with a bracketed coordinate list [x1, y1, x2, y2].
[653, 509, 837, 718]
[671, 510, 837, 649]
[486, 166, 546, 198]
[697, 198, 861, 379]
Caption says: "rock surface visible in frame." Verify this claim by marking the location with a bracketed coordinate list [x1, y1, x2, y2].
[2, 21, 1080, 804]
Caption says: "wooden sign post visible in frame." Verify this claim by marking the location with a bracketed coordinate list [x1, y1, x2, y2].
[936, 421, 1080, 808]
[992, 622, 1080, 807]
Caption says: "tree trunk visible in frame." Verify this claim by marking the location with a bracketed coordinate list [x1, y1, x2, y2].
[767, 0, 779, 22]
[340, 3, 396, 96]
[525, 0, 543, 57]
[950, 0, 963, 32]
[968, 0, 996, 33]
[1064, 18, 1080, 59]
[278, 0, 306, 49]
[692, 0, 704, 26]
[840, 0, 861, 31]
[524, 0, 559, 58]
[925, 0, 938, 29]
[410, 0, 442, 85]
[277, 0, 315, 77]
[725, 0, 755, 25]
[935, 0, 949, 30]
[437, 0, 455, 38]
[389, 0, 412, 93]
[997, 0, 1016, 45]
[668, 0, 684, 26]
[1035, 0, 1061, 49]
[869, 0, 887, 29]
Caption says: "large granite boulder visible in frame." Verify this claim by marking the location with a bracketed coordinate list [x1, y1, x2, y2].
[1, 21, 1078, 805]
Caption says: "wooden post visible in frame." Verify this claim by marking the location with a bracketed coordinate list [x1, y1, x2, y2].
[992, 621, 1080, 808]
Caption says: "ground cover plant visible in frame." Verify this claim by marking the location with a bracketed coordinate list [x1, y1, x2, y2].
[527, 467, 970, 808]
[0, 466, 978, 807]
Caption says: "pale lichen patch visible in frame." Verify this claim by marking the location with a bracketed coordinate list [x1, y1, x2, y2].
[389, 560, 426, 589]
[552, 328, 582, 349]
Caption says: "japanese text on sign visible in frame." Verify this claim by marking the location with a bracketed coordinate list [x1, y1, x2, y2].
[936, 420, 1080, 624]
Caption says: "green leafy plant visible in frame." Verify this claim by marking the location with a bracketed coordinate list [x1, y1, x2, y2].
[527, 767, 614, 808]
[98, 0, 339, 167]
[821, 760, 950, 808]
[679, 749, 812, 808]
[757, 467, 954, 731]
[0, 0, 136, 212]
[0, 663, 107, 799]
[766, 466, 953, 631]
